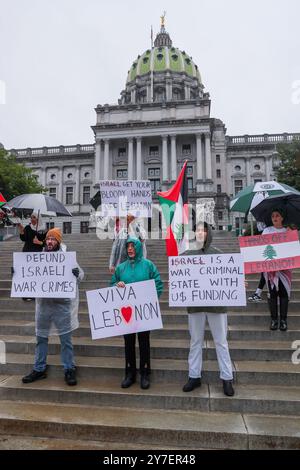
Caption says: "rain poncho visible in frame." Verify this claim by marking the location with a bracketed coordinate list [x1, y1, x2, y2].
[111, 237, 163, 298]
[35, 245, 84, 337]
[109, 221, 147, 269]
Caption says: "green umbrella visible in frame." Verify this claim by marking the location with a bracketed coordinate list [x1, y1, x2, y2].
[229, 181, 300, 214]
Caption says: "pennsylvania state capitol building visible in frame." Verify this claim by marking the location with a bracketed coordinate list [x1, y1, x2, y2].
[7, 20, 300, 234]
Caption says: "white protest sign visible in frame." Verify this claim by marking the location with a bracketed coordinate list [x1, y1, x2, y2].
[86, 280, 162, 340]
[169, 253, 246, 307]
[11, 251, 77, 299]
[99, 180, 152, 218]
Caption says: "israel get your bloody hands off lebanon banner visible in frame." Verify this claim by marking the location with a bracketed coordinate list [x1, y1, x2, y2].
[86, 280, 163, 340]
[169, 253, 246, 307]
[11, 251, 77, 298]
[239, 230, 300, 274]
[99, 180, 152, 218]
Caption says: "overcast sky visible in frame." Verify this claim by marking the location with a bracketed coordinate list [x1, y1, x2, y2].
[0, 0, 299, 149]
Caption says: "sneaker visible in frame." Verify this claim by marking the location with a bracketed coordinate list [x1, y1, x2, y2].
[65, 368, 77, 386]
[182, 377, 201, 392]
[22, 369, 47, 384]
[248, 293, 262, 302]
[223, 380, 235, 397]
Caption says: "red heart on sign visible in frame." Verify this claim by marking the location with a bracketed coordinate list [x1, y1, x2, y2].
[121, 306, 133, 323]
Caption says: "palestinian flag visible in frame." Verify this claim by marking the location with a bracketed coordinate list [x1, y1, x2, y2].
[0, 192, 6, 208]
[157, 161, 189, 256]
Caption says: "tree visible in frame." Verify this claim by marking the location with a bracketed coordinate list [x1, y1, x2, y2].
[0, 148, 45, 200]
[276, 139, 300, 190]
[263, 245, 277, 260]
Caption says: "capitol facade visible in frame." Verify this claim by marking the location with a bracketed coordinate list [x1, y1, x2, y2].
[7, 22, 300, 234]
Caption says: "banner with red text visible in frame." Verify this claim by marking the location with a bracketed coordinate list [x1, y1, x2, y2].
[239, 230, 300, 274]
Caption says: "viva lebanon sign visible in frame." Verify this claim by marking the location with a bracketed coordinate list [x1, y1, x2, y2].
[239, 230, 300, 274]
[86, 280, 163, 340]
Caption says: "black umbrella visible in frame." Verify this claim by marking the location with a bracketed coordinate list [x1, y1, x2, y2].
[89, 191, 101, 211]
[4, 193, 72, 217]
[251, 192, 300, 226]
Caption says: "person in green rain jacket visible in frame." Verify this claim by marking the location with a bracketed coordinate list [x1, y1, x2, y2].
[111, 236, 163, 390]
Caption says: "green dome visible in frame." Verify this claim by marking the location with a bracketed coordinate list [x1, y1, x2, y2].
[126, 46, 202, 84]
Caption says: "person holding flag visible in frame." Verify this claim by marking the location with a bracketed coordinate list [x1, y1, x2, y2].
[157, 160, 189, 257]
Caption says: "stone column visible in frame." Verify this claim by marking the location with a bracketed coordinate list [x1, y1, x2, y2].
[171, 135, 177, 182]
[58, 167, 63, 203]
[265, 156, 271, 181]
[103, 139, 110, 180]
[246, 158, 251, 186]
[128, 137, 134, 179]
[204, 132, 212, 180]
[75, 166, 81, 204]
[196, 133, 203, 192]
[40, 168, 46, 188]
[94, 140, 101, 185]
[136, 137, 142, 179]
[196, 133, 203, 181]
[162, 135, 168, 182]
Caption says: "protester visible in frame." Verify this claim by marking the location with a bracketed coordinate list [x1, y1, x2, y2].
[182, 221, 235, 397]
[248, 273, 265, 302]
[262, 209, 292, 331]
[21, 228, 84, 386]
[17, 212, 47, 252]
[111, 237, 163, 390]
[109, 214, 147, 274]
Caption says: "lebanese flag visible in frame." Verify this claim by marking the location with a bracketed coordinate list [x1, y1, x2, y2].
[0, 192, 6, 207]
[157, 161, 189, 256]
[239, 230, 300, 274]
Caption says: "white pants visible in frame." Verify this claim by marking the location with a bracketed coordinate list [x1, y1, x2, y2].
[188, 313, 233, 381]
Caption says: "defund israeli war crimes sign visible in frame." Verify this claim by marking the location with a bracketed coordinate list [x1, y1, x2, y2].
[169, 253, 246, 307]
[86, 280, 163, 340]
[11, 251, 77, 298]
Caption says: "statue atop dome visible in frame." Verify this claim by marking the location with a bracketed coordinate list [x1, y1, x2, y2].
[160, 11, 166, 29]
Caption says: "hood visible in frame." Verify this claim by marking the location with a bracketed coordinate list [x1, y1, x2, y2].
[126, 236, 143, 261]
[189, 222, 213, 253]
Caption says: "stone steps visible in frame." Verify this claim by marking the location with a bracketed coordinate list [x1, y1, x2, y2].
[0, 375, 300, 417]
[0, 399, 299, 449]
[0, 354, 299, 386]
[0, 331, 296, 361]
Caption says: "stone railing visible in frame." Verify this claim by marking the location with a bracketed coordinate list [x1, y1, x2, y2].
[9, 144, 95, 158]
[226, 133, 300, 145]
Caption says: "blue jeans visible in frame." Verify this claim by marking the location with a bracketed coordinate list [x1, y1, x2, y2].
[33, 333, 75, 372]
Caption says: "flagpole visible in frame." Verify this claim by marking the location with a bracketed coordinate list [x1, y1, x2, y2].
[150, 25, 154, 103]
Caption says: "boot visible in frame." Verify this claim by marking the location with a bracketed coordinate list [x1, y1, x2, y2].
[279, 297, 289, 331]
[121, 371, 136, 388]
[140, 371, 150, 390]
[22, 369, 47, 384]
[182, 377, 201, 392]
[223, 380, 235, 397]
[268, 298, 278, 330]
[65, 368, 77, 386]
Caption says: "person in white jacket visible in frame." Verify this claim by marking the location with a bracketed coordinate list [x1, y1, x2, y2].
[20, 228, 84, 386]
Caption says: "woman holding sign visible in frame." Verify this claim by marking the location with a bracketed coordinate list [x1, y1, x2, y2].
[182, 221, 235, 397]
[111, 237, 163, 390]
[262, 209, 292, 331]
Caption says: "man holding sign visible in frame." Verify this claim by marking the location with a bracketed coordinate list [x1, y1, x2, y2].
[111, 237, 163, 390]
[181, 222, 236, 397]
[17, 228, 84, 386]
